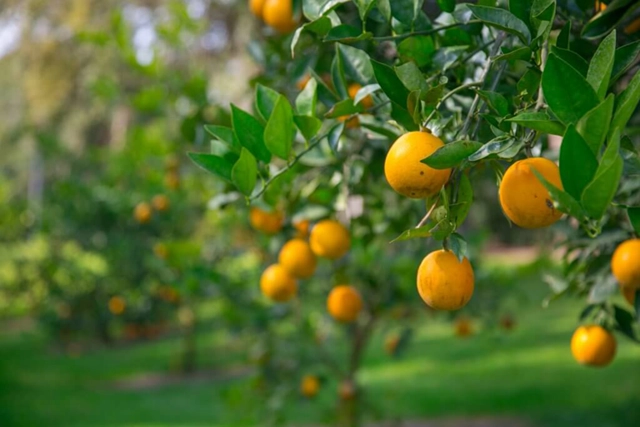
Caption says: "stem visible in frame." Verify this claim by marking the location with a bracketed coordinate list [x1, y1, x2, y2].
[457, 31, 507, 139]
[373, 20, 481, 42]
[535, 41, 548, 111]
[423, 82, 483, 126]
[416, 199, 439, 229]
[348, 315, 376, 377]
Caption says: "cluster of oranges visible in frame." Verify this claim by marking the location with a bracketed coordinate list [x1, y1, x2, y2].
[133, 194, 170, 224]
[249, 0, 297, 34]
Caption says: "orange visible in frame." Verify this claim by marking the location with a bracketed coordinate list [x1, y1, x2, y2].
[454, 317, 473, 337]
[624, 17, 640, 35]
[165, 171, 180, 190]
[338, 114, 359, 129]
[134, 202, 152, 224]
[263, 0, 297, 33]
[296, 74, 311, 91]
[384, 131, 451, 199]
[499, 157, 563, 228]
[153, 242, 168, 259]
[611, 239, 640, 288]
[595, 1, 606, 12]
[348, 83, 373, 109]
[384, 333, 400, 355]
[338, 380, 357, 401]
[278, 239, 317, 279]
[622, 286, 636, 306]
[249, 0, 266, 18]
[108, 296, 126, 315]
[249, 207, 284, 235]
[293, 219, 310, 238]
[571, 325, 616, 367]
[417, 249, 474, 311]
[151, 194, 170, 211]
[327, 285, 362, 322]
[300, 375, 320, 398]
[309, 220, 351, 260]
[260, 264, 298, 302]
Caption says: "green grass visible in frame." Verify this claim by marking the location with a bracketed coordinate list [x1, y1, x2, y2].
[1, 297, 639, 426]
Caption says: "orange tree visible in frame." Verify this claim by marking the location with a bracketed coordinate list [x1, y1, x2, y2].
[191, 0, 640, 424]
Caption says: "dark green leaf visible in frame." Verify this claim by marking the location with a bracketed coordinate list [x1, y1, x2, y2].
[550, 46, 589, 77]
[354, 0, 376, 21]
[437, 0, 456, 13]
[398, 36, 435, 67]
[494, 46, 532, 62]
[327, 122, 345, 152]
[391, 101, 419, 131]
[325, 99, 363, 118]
[231, 105, 271, 163]
[255, 84, 280, 121]
[395, 61, 428, 92]
[467, 4, 531, 43]
[451, 174, 473, 228]
[557, 21, 571, 49]
[506, 111, 566, 135]
[587, 30, 616, 100]
[390, 0, 424, 26]
[188, 152, 233, 182]
[231, 148, 257, 196]
[509, 0, 532, 31]
[360, 122, 401, 140]
[331, 49, 348, 99]
[576, 94, 614, 156]
[581, 130, 623, 219]
[294, 115, 322, 141]
[476, 90, 511, 116]
[371, 59, 411, 107]
[532, 169, 586, 220]
[559, 125, 599, 200]
[468, 137, 515, 161]
[582, 0, 640, 39]
[628, 207, 640, 234]
[448, 233, 468, 262]
[291, 17, 333, 56]
[542, 53, 600, 124]
[264, 96, 294, 160]
[611, 41, 640, 85]
[517, 68, 541, 101]
[376, 0, 391, 22]
[390, 223, 434, 243]
[204, 125, 241, 153]
[324, 25, 372, 43]
[422, 140, 483, 169]
[611, 69, 640, 134]
[337, 44, 374, 85]
[588, 277, 618, 303]
[613, 304, 636, 340]
[295, 77, 318, 116]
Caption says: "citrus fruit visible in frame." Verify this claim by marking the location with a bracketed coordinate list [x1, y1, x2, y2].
[309, 220, 350, 259]
[417, 249, 474, 311]
[327, 285, 362, 322]
[293, 219, 310, 238]
[348, 83, 373, 109]
[249, 207, 283, 235]
[611, 239, 640, 288]
[622, 286, 636, 306]
[384, 130, 451, 199]
[108, 296, 126, 315]
[499, 157, 563, 228]
[152, 194, 169, 211]
[296, 74, 311, 91]
[249, 0, 266, 18]
[134, 202, 152, 224]
[300, 375, 320, 398]
[263, 0, 297, 33]
[278, 239, 317, 279]
[571, 325, 616, 367]
[260, 264, 297, 302]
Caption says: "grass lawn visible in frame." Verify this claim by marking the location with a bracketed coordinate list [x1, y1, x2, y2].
[1, 280, 639, 427]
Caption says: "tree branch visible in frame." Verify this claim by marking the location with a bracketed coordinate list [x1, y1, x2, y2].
[373, 20, 481, 42]
[423, 81, 483, 126]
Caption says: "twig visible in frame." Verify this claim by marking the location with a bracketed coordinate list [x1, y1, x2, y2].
[423, 82, 483, 126]
[416, 198, 439, 229]
[348, 314, 376, 378]
[373, 20, 481, 42]
[457, 31, 507, 138]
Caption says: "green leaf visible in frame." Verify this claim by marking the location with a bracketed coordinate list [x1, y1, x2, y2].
[505, 111, 566, 135]
[327, 122, 345, 152]
[581, 131, 623, 219]
[391, 102, 419, 131]
[354, 0, 376, 21]
[360, 122, 401, 140]
[188, 152, 233, 183]
[582, 0, 640, 39]
[532, 169, 586, 220]
[264, 96, 294, 160]
[613, 304, 637, 341]
[398, 36, 435, 67]
[324, 25, 372, 43]
[509, 0, 533, 31]
[231, 148, 257, 196]
[309, 69, 340, 106]
[576, 94, 614, 156]
[294, 115, 322, 141]
[493, 46, 532, 62]
[611, 70, 640, 134]
[587, 30, 616, 100]
[611, 41, 640, 86]
[451, 174, 473, 228]
[231, 105, 271, 163]
[296, 77, 318, 116]
[331, 49, 348, 99]
[550, 46, 589, 77]
[476, 90, 511, 117]
[422, 140, 483, 169]
[557, 21, 571, 49]
[542, 53, 600, 124]
[468, 137, 516, 161]
[517, 68, 541, 101]
[436, 0, 455, 13]
[291, 17, 333, 56]
[588, 277, 618, 304]
[395, 61, 428, 92]
[337, 44, 374, 85]
[467, 4, 531, 43]
[390, 0, 424, 26]
[204, 125, 241, 153]
[353, 84, 380, 106]
[371, 59, 411, 107]
[376, 0, 391, 22]
[325, 99, 363, 118]
[559, 125, 599, 200]
[628, 207, 640, 234]
[448, 233, 468, 262]
[255, 84, 280, 121]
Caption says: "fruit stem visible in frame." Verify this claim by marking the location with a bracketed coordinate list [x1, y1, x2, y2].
[415, 199, 439, 229]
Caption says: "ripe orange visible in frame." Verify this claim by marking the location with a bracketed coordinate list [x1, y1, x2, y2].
[309, 220, 351, 260]
[384, 130, 451, 199]
[348, 83, 373, 109]
[624, 16, 640, 35]
[417, 249, 474, 311]
[108, 296, 126, 315]
[611, 239, 640, 289]
[570, 325, 616, 367]
[151, 194, 169, 211]
[263, 0, 297, 33]
[338, 114, 360, 129]
[249, 207, 284, 235]
[278, 239, 317, 279]
[249, 0, 266, 18]
[454, 317, 473, 337]
[622, 286, 635, 306]
[134, 202, 152, 224]
[260, 264, 298, 302]
[300, 375, 320, 398]
[499, 157, 563, 228]
[327, 285, 362, 322]
[293, 219, 310, 238]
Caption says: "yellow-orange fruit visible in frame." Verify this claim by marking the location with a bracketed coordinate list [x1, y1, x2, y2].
[624, 16, 640, 35]
[134, 202, 152, 224]
[384, 131, 451, 199]
[260, 264, 298, 302]
[417, 249, 474, 311]
[263, 0, 297, 33]
[249, 207, 284, 235]
[338, 114, 360, 129]
[278, 239, 317, 279]
[348, 83, 373, 109]
[300, 375, 320, 398]
[108, 296, 126, 315]
[293, 219, 310, 238]
[296, 74, 311, 91]
[152, 194, 170, 211]
[611, 239, 640, 289]
[499, 157, 563, 229]
[249, 0, 266, 18]
[622, 286, 636, 306]
[327, 285, 362, 322]
[309, 220, 350, 260]
[571, 325, 616, 367]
